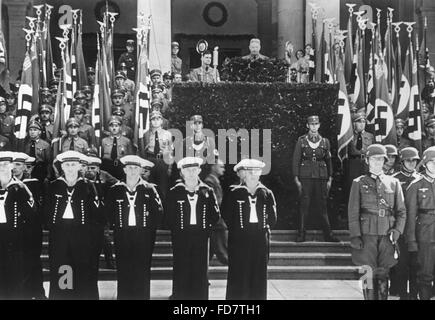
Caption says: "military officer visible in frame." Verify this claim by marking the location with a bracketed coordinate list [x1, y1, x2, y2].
[241, 38, 269, 61]
[0, 151, 37, 299]
[114, 71, 134, 104]
[405, 146, 435, 299]
[12, 152, 45, 299]
[0, 97, 15, 141]
[117, 39, 136, 80]
[345, 112, 374, 200]
[223, 159, 277, 300]
[5, 92, 17, 116]
[72, 104, 96, 147]
[38, 104, 54, 143]
[389, 147, 420, 300]
[164, 157, 220, 300]
[106, 155, 163, 300]
[58, 118, 89, 155]
[348, 144, 406, 300]
[183, 115, 216, 163]
[142, 110, 173, 201]
[111, 107, 133, 141]
[101, 116, 134, 180]
[171, 41, 183, 75]
[45, 151, 101, 300]
[396, 118, 411, 150]
[292, 115, 338, 242]
[189, 50, 220, 83]
[40, 87, 53, 106]
[22, 120, 52, 181]
[74, 90, 92, 121]
[111, 89, 134, 129]
[384, 144, 399, 175]
[423, 115, 435, 151]
[87, 67, 96, 86]
[150, 69, 163, 86]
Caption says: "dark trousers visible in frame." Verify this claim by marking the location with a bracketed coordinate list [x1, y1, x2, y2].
[299, 178, 332, 235]
[114, 228, 156, 300]
[148, 157, 169, 201]
[89, 224, 104, 300]
[0, 229, 26, 299]
[226, 229, 269, 300]
[22, 221, 45, 299]
[209, 218, 228, 265]
[102, 226, 115, 267]
[416, 242, 435, 300]
[352, 235, 397, 280]
[48, 224, 93, 300]
[389, 237, 418, 299]
[172, 230, 209, 300]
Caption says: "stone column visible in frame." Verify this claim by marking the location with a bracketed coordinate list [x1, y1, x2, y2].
[256, 0, 273, 57]
[277, 0, 304, 59]
[5, 0, 29, 81]
[137, 0, 171, 73]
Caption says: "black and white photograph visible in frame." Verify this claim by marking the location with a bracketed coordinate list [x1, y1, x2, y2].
[0, 0, 433, 306]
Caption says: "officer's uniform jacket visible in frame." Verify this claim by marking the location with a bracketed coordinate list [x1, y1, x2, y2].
[117, 52, 136, 80]
[101, 135, 133, 161]
[0, 177, 37, 231]
[392, 170, 420, 193]
[189, 66, 220, 83]
[348, 173, 406, 238]
[164, 180, 220, 232]
[241, 53, 269, 61]
[44, 177, 101, 228]
[0, 135, 10, 151]
[106, 179, 163, 229]
[182, 134, 216, 163]
[292, 134, 332, 180]
[23, 138, 51, 163]
[40, 121, 54, 143]
[405, 173, 435, 245]
[78, 122, 96, 147]
[397, 136, 411, 150]
[143, 128, 173, 157]
[60, 135, 89, 154]
[0, 113, 14, 139]
[348, 130, 374, 158]
[222, 182, 277, 233]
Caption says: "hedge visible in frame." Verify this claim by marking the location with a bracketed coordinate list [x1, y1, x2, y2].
[167, 82, 343, 229]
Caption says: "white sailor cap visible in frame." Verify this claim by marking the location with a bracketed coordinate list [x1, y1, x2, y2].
[120, 155, 154, 168]
[79, 155, 90, 165]
[0, 151, 14, 162]
[177, 157, 203, 169]
[87, 156, 102, 166]
[13, 152, 29, 163]
[56, 151, 83, 163]
[233, 158, 265, 173]
[25, 156, 36, 165]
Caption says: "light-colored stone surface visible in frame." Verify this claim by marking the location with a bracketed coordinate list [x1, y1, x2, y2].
[43, 279, 365, 300]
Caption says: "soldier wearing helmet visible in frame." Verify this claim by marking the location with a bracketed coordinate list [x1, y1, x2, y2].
[384, 144, 399, 175]
[389, 147, 421, 300]
[348, 144, 406, 300]
[405, 146, 435, 299]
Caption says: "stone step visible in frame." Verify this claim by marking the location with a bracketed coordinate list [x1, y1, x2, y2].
[39, 252, 352, 268]
[40, 241, 352, 255]
[41, 230, 351, 243]
[41, 266, 362, 281]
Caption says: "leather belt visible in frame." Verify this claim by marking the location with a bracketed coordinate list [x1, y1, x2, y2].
[361, 208, 392, 217]
[302, 158, 325, 162]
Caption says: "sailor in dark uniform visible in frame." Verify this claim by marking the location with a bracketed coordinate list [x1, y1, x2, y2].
[164, 157, 220, 300]
[106, 155, 163, 300]
[12, 152, 45, 299]
[0, 151, 37, 299]
[223, 159, 277, 300]
[45, 151, 101, 300]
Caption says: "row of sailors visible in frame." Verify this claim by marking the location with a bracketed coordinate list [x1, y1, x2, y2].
[0, 152, 276, 300]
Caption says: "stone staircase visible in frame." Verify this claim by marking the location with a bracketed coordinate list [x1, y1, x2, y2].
[41, 230, 362, 281]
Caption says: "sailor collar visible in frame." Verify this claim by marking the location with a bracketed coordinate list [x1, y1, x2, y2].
[115, 177, 150, 193]
[56, 176, 84, 186]
[170, 179, 209, 192]
[231, 182, 268, 195]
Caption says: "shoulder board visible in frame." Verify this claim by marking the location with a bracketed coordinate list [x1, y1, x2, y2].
[353, 175, 365, 183]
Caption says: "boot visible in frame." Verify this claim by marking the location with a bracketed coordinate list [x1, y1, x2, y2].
[324, 232, 340, 242]
[377, 279, 389, 300]
[296, 230, 306, 242]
